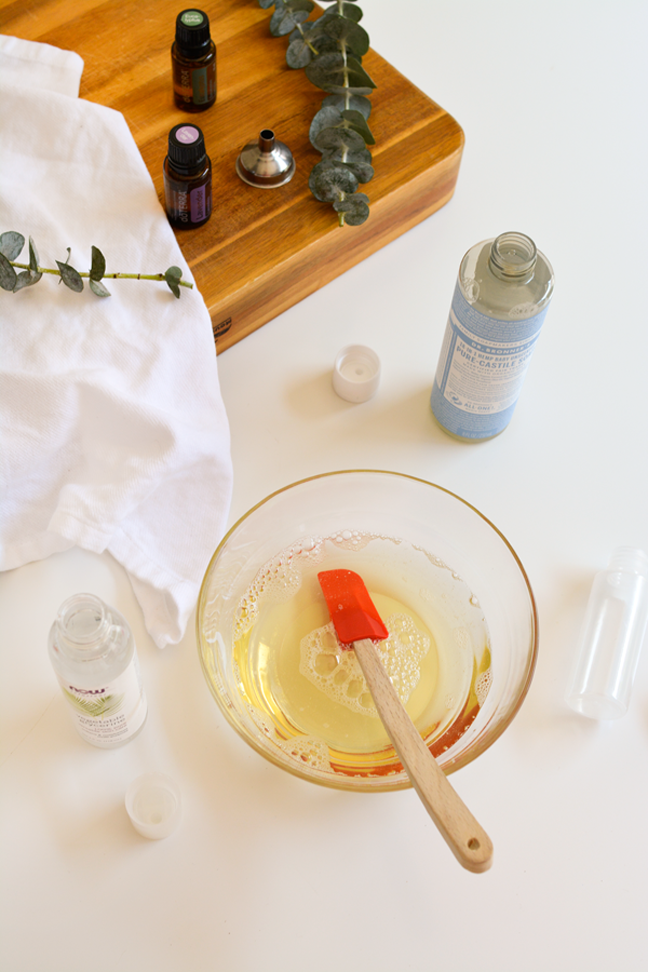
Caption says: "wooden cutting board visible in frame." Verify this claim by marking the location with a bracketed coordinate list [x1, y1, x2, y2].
[1, 0, 464, 352]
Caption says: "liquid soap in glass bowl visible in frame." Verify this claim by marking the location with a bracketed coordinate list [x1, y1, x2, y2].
[197, 471, 537, 791]
[230, 531, 493, 777]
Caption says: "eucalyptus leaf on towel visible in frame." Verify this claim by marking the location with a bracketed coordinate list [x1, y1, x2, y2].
[0, 231, 194, 298]
[257, 0, 377, 226]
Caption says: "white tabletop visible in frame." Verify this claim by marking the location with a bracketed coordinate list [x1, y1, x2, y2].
[2, 2, 648, 970]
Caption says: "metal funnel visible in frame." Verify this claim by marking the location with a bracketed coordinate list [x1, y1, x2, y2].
[235, 129, 295, 188]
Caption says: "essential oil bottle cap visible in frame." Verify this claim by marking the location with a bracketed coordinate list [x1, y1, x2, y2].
[333, 345, 381, 403]
[125, 773, 182, 839]
[175, 9, 212, 55]
[168, 123, 207, 169]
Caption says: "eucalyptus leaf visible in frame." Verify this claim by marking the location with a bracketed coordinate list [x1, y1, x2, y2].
[286, 36, 313, 68]
[319, 2, 363, 24]
[0, 252, 17, 291]
[289, 23, 307, 42]
[321, 145, 372, 165]
[165, 266, 183, 298]
[287, 27, 338, 67]
[321, 93, 372, 119]
[333, 192, 370, 226]
[319, 13, 369, 57]
[29, 236, 40, 274]
[308, 159, 358, 202]
[341, 108, 374, 144]
[56, 260, 84, 292]
[89, 278, 111, 297]
[13, 269, 42, 291]
[270, 0, 313, 36]
[313, 125, 366, 154]
[305, 52, 376, 95]
[309, 105, 343, 145]
[0, 231, 25, 262]
[321, 147, 374, 183]
[90, 245, 106, 281]
[257, 0, 278, 9]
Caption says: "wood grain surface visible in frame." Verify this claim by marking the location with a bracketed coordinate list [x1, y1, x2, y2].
[1, 0, 464, 351]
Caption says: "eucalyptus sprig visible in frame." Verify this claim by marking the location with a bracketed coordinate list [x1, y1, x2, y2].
[0, 232, 192, 299]
[258, 0, 376, 227]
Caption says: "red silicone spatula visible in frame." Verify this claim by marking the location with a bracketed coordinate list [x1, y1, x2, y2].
[318, 568, 493, 873]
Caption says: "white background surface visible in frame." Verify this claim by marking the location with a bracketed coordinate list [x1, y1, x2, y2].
[2, 2, 648, 970]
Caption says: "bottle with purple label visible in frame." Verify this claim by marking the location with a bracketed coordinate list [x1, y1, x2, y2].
[163, 123, 212, 229]
[431, 232, 554, 441]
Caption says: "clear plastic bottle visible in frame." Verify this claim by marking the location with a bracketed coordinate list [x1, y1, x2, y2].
[566, 548, 648, 720]
[48, 594, 147, 748]
[431, 232, 554, 441]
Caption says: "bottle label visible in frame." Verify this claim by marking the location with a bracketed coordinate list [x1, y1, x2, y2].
[191, 66, 213, 105]
[57, 656, 147, 746]
[190, 184, 207, 223]
[431, 282, 548, 439]
[164, 175, 211, 227]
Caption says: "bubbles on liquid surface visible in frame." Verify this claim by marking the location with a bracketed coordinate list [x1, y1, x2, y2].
[234, 538, 326, 639]
[247, 702, 331, 770]
[330, 530, 373, 552]
[299, 614, 430, 717]
[475, 668, 493, 708]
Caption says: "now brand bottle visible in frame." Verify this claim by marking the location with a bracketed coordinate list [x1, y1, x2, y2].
[48, 594, 147, 748]
[431, 232, 554, 441]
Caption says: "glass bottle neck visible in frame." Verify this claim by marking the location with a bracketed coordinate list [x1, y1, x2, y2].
[55, 594, 113, 657]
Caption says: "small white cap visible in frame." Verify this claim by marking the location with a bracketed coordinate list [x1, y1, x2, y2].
[333, 345, 381, 403]
[125, 773, 181, 840]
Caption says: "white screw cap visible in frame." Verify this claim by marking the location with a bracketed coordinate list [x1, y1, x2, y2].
[333, 345, 381, 403]
[125, 773, 182, 839]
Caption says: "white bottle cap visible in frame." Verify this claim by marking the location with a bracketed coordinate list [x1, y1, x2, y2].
[333, 345, 381, 403]
[125, 773, 182, 839]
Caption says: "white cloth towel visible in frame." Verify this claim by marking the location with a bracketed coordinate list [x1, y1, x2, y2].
[0, 36, 233, 648]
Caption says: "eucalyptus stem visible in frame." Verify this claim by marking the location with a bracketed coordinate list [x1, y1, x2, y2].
[9, 260, 193, 288]
[296, 21, 318, 54]
[0, 232, 192, 299]
[260, 0, 376, 227]
[10, 261, 192, 287]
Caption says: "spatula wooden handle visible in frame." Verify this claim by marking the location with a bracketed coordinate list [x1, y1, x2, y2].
[354, 638, 493, 873]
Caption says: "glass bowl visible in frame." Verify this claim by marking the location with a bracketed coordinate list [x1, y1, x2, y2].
[197, 470, 537, 791]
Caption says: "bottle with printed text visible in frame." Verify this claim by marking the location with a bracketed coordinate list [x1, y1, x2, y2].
[163, 123, 212, 229]
[171, 8, 217, 112]
[48, 594, 147, 749]
[431, 232, 554, 441]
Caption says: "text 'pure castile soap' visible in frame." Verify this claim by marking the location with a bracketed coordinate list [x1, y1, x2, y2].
[431, 232, 554, 441]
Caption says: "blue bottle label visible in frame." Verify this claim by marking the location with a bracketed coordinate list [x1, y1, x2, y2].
[431, 282, 548, 439]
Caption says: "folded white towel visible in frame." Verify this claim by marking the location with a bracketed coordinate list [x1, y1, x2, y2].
[0, 36, 233, 648]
